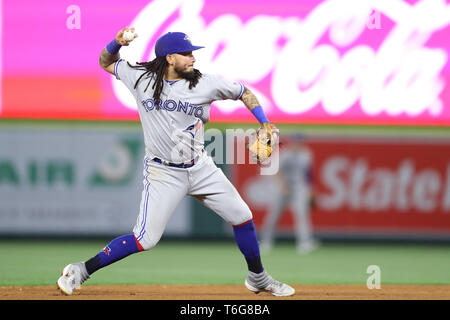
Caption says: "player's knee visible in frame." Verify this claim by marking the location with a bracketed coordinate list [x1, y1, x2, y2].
[134, 233, 161, 251]
[230, 207, 253, 226]
[139, 240, 158, 251]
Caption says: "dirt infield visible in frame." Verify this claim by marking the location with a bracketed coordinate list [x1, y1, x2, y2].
[1, 284, 449, 300]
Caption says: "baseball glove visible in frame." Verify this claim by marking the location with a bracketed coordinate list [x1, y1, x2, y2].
[248, 123, 280, 163]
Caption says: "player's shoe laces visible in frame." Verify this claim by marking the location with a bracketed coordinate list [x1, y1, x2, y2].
[57, 262, 90, 295]
[245, 270, 295, 297]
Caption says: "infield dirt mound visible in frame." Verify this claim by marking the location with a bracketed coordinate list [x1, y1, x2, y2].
[1, 284, 449, 300]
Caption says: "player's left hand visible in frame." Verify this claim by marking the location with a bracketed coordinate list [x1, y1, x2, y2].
[258, 123, 279, 146]
[248, 122, 280, 163]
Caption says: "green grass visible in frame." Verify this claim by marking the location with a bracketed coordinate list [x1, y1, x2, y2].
[0, 240, 449, 286]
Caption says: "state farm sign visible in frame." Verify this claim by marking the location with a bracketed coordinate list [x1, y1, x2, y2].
[320, 154, 450, 213]
[235, 138, 450, 237]
[313, 138, 450, 235]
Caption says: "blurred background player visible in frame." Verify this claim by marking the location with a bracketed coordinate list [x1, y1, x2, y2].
[260, 134, 320, 254]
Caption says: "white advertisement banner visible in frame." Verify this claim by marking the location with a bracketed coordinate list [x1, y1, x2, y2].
[0, 127, 191, 236]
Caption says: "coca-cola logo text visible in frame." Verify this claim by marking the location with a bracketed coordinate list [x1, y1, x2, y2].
[113, 0, 450, 121]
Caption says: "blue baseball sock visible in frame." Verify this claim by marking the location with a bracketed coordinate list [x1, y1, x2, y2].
[84, 234, 143, 275]
[233, 220, 264, 274]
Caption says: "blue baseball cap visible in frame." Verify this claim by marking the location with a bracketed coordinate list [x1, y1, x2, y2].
[155, 32, 204, 58]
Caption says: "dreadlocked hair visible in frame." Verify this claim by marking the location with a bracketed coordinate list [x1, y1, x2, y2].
[128, 57, 202, 106]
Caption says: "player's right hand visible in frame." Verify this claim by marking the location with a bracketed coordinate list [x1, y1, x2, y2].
[115, 26, 138, 46]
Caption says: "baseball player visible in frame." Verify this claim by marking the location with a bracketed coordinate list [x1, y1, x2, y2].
[260, 135, 319, 254]
[57, 27, 295, 297]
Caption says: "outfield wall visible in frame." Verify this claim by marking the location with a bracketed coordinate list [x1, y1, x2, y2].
[1, 125, 449, 241]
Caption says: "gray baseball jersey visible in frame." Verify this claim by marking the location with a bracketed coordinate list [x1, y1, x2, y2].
[115, 59, 245, 163]
[114, 59, 252, 250]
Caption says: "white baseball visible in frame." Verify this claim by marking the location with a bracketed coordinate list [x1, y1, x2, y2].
[123, 30, 135, 42]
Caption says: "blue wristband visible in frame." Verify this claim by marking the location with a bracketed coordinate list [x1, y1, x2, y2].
[106, 39, 122, 55]
[251, 105, 269, 124]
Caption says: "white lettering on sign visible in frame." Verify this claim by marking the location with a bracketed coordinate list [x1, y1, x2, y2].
[113, 0, 450, 119]
[318, 157, 449, 213]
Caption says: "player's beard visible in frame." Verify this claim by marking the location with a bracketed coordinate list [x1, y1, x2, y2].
[174, 66, 197, 81]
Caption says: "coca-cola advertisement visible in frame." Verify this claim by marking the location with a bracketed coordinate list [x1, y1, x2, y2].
[234, 136, 450, 239]
[2, 0, 450, 125]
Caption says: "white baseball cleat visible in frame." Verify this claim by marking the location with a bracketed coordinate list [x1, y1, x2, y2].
[57, 262, 90, 295]
[245, 271, 295, 297]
